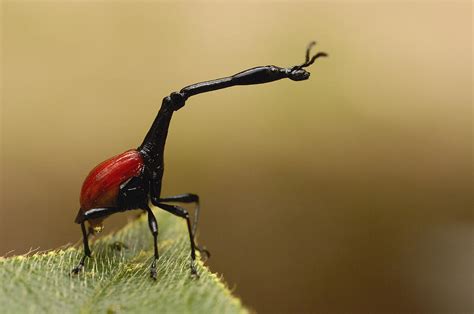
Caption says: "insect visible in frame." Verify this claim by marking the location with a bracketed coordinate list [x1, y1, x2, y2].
[71, 42, 327, 280]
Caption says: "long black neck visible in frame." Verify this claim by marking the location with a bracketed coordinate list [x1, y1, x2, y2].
[138, 99, 174, 165]
[137, 59, 323, 164]
[138, 66, 289, 160]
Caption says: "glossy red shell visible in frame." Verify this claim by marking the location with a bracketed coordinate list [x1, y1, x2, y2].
[80, 149, 144, 211]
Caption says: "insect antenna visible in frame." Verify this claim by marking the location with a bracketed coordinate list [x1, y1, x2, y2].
[294, 41, 328, 70]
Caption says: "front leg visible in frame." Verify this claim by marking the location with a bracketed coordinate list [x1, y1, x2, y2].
[159, 193, 210, 259]
[151, 200, 199, 278]
[159, 194, 200, 237]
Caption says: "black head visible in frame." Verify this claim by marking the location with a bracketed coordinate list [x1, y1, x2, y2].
[287, 41, 328, 81]
[287, 68, 311, 81]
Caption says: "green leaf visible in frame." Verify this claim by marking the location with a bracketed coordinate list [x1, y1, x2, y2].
[0, 209, 247, 314]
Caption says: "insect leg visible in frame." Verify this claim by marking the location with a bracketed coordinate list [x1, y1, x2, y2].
[72, 207, 120, 275]
[159, 194, 199, 236]
[158, 193, 210, 259]
[71, 222, 92, 275]
[145, 206, 159, 280]
[154, 202, 199, 277]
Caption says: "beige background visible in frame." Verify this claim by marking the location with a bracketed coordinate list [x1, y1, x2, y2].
[1, 1, 472, 312]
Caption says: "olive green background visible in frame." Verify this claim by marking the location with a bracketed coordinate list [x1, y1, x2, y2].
[1, 1, 472, 313]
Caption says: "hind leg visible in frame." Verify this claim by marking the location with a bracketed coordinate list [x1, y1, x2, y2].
[71, 222, 92, 274]
[71, 207, 120, 275]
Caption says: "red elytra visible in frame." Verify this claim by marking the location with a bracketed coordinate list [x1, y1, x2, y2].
[76, 149, 144, 226]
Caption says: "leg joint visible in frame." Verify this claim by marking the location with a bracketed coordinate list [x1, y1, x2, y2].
[150, 196, 160, 207]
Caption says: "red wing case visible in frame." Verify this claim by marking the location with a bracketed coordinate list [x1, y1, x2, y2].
[77, 150, 144, 225]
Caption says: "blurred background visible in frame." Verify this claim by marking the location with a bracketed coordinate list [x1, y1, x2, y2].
[1, 1, 472, 312]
